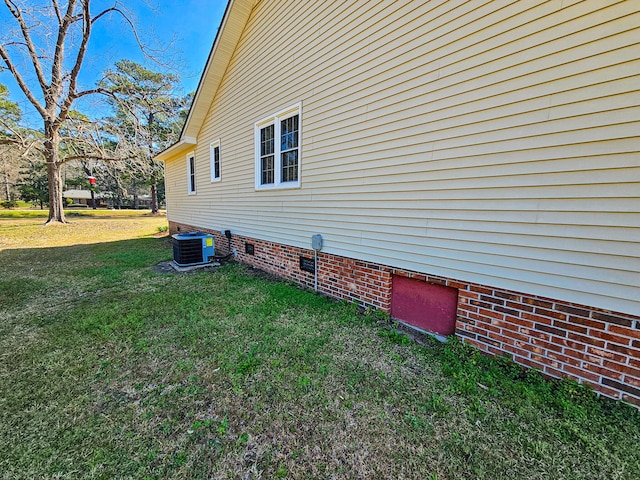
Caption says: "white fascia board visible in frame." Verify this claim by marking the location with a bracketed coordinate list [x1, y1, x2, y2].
[154, 136, 197, 163]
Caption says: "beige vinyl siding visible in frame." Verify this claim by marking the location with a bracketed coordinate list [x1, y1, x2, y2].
[165, 0, 640, 315]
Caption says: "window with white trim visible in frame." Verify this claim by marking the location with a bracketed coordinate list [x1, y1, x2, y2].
[187, 152, 196, 194]
[210, 140, 221, 182]
[255, 103, 301, 189]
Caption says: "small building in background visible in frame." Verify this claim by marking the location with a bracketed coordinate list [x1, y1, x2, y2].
[62, 189, 100, 208]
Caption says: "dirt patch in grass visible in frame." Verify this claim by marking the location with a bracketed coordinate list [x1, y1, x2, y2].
[151, 259, 230, 275]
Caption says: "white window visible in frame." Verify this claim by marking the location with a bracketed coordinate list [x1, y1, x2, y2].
[254, 103, 301, 189]
[210, 140, 221, 182]
[187, 152, 196, 194]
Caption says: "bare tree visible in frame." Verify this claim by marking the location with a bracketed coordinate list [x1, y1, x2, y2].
[0, 0, 142, 224]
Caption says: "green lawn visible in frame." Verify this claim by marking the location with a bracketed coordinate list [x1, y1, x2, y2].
[1, 213, 639, 479]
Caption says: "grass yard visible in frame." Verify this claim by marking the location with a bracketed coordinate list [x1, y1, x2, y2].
[1, 211, 639, 479]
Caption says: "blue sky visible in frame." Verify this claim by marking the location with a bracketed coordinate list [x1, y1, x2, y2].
[1, 0, 227, 124]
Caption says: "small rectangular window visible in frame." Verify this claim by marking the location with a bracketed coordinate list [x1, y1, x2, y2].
[255, 103, 301, 189]
[187, 153, 196, 194]
[210, 140, 221, 182]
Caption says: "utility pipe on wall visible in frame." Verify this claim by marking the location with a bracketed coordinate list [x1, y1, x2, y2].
[311, 234, 323, 293]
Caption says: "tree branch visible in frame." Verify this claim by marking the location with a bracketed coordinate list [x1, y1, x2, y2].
[60, 152, 137, 164]
[92, 5, 119, 23]
[0, 118, 22, 139]
[54, 2, 92, 128]
[94, 4, 158, 57]
[0, 45, 46, 117]
[21, 139, 44, 158]
[3, 0, 49, 92]
[52, 0, 62, 24]
[50, 0, 78, 112]
[75, 87, 110, 99]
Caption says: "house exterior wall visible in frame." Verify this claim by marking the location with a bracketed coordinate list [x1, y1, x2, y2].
[165, 0, 640, 316]
[162, 0, 640, 403]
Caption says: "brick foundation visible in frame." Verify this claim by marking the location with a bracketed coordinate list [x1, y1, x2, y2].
[169, 221, 640, 406]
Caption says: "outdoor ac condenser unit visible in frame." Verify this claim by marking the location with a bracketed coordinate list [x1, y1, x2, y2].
[172, 232, 215, 266]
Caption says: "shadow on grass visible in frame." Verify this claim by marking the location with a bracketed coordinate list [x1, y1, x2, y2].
[0, 236, 173, 309]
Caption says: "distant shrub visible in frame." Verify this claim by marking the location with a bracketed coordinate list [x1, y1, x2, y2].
[1, 200, 18, 209]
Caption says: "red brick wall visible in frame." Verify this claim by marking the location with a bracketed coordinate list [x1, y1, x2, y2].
[169, 221, 393, 309]
[455, 285, 640, 406]
[168, 221, 640, 406]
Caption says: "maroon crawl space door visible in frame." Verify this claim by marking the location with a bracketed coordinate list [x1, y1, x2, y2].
[391, 275, 458, 336]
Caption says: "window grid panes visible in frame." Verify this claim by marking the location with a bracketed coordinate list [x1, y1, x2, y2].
[260, 125, 275, 185]
[281, 150, 298, 183]
[255, 104, 301, 189]
[261, 155, 274, 185]
[213, 145, 220, 180]
[188, 155, 196, 193]
[280, 115, 299, 183]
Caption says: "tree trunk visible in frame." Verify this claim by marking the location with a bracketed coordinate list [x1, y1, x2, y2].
[44, 126, 66, 224]
[150, 182, 159, 214]
[46, 161, 66, 222]
[90, 189, 96, 209]
[3, 171, 10, 201]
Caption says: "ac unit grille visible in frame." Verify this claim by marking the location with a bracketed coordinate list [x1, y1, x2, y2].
[173, 238, 204, 265]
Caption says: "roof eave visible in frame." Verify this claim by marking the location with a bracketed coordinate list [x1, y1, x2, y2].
[155, 136, 197, 162]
